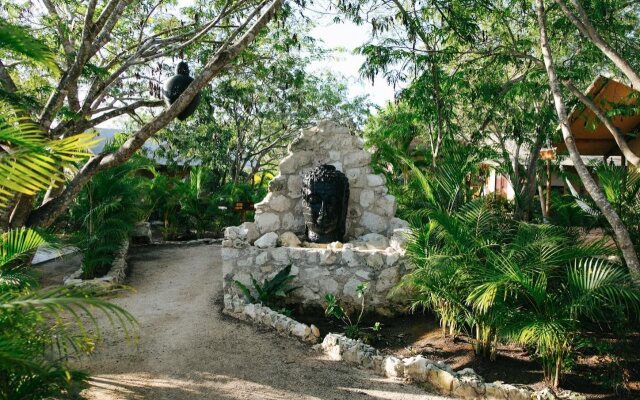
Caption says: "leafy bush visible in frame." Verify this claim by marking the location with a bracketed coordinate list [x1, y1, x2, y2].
[234, 264, 299, 310]
[149, 169, 268, 240]
[393, 154, 640, 388]
[402, 197, 640, 387]
[0, 228, 137, 399]
[324, 283, 382, 343]
[69, 140, 152, 278]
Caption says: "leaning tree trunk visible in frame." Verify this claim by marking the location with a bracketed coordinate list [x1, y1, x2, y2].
[536, 0, 640, 287]
[554, 0, 640, 90]
[25, 0, 283, 229]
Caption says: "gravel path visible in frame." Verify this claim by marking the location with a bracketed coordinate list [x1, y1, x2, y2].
[79, 244, 449, 400]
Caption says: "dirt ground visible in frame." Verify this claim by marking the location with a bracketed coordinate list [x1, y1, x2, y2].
[35, 251, 82, 287]
[73, 244, 449, 400]
[299, 305, 640, 399]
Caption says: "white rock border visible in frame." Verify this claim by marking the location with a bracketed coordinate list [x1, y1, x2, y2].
[316, 334, 586, 400]
[63, 240, 130, 288]
[150, 238, 222, 245]
[222, 293, 585, 400]
[223, 294, 320, 344]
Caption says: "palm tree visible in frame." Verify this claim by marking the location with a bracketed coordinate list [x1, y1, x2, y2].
[0, 228, 137, 399]
[468, 224, 640, 387]
[69, 139, 152, 278]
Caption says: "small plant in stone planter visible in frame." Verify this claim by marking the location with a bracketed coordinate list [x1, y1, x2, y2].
[324, 283, 382, 343]
[234, 265, 300, 315]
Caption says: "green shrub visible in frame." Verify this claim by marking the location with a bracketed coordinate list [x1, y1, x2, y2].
[149, 169, 267, 240]
[324, 283, 382, 343]
[234, 264, 299, 310]
[69, 140, 152, 278]
[402, 197, 640, 387]
[0, 228, 137, 399]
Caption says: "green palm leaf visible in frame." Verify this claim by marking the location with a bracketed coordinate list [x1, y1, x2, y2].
[0, 119, 99, 208]
[0, 21, 58, 71]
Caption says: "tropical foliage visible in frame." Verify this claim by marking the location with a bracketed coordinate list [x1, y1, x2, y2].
[0, 228, 137, 399]
[397, 159, 640, 387]
[67, 139, 152, 279]
[0, 21, 96, 211]
[149, 167, 267, 240]
[235, 264, 299, 310]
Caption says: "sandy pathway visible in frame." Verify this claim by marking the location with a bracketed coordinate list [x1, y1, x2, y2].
[79, 244, 449, 400]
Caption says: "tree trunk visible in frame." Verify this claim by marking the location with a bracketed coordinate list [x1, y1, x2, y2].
[8, 195, 34, 228]
[515, 130, 544, 221]
[564, 79, 640, 165]
[554, 0, 640, 90]
[536, 0, 640, 286]
[25, 0, 283, 228]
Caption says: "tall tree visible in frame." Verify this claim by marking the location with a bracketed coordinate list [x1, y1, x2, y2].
[0, 0, 285, 229]
[333, 0, 640, 282]
[156, 26, 370, 184]
[535, 0, 640, 285]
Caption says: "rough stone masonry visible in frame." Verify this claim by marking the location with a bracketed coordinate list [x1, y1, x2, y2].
[222, 120, 412, 314]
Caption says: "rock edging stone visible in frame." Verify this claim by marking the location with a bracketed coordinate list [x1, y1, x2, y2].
[222, 293, 584, 400]
[63, 240, 130, 288]
[151, 238, 221, 246]
[316, 333, 586, 400]
[223, 294, 320, 344]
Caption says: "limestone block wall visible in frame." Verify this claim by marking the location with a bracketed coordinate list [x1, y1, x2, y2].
[254, 120, 397, 239]
[222, 242, 411, 315]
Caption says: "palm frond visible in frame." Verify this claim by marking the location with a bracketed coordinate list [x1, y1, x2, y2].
[0, 21, 58, 71]
[0, 119, 98, 208]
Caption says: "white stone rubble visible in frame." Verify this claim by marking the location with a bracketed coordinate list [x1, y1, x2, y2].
[255, 232, 279, 248]
[278, 231, 302, 247]
[223, 294, 319, 343]
[318, 333, 586, 400]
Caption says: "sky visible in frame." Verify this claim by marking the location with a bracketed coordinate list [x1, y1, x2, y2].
[307, 18, 396, 107]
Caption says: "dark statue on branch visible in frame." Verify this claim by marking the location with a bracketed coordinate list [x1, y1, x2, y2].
[163, 61, 201, 121]
[302, 164, 349, 243]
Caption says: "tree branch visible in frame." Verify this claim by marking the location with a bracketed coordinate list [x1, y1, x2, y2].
[564, 79, 640, 165]
[27, 0, 283, 228]
[52, 100, 164, 138]
[554, 0, 640, 89]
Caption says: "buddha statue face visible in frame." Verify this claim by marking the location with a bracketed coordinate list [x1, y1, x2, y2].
[302, 164, 349, 243]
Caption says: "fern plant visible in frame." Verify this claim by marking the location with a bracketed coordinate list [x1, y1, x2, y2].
[468, 235, 640, 388]
[402, 194, 640, 387]
[234, 264, 300, 309]
[397, 151, 640, 387]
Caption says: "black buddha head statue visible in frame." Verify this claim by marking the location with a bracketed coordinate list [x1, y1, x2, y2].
[302, 164, 349, 243]
[163, 61, 201, 121]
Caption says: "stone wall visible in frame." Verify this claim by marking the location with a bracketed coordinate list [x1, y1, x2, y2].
[222, 120, 413, 313]
[254, 120, 399, 239]
[64, 240, 129, 288]
[222, 229, 411, 315]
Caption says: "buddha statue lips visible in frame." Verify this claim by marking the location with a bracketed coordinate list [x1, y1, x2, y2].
[302, 164, 349, 243]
